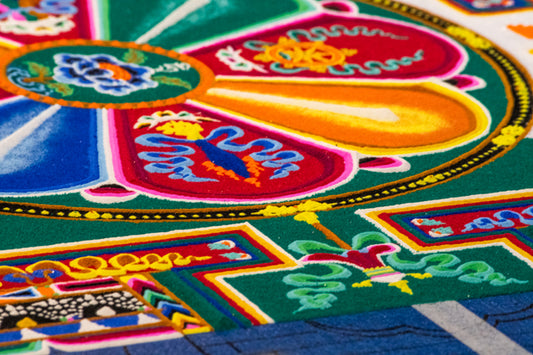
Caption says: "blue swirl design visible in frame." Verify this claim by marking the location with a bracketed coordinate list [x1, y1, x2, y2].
[7, 67, 52, 95]
[268, 63, 308, 74]
[326, 49, 424, 76]
[267, 50, 424, 76]
[3, 268, 64, 283]
[462, 206, 533, 232]
[243, 25, 407, 52]
[39, 0, 78, 15]
[243, 40, 276, 51]
[244, 30, 423, 76]
[205, 126, 303, 179]
[136, 126, 304, 183]
[286, 25, 408, 42]
[136, 135, 215, 182]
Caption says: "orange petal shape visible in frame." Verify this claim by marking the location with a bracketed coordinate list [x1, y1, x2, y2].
[193, 79, 489, 155]
[508, 25, 533, 39]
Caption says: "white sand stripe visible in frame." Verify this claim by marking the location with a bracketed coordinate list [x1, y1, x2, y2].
[0, 95, 25, 107]
[100, 108, 117, 181]
[135, 0, 211, 44]
[414, 301, 531, 355]
[0, 104, 61, 161]
[87, 0, 104, 40]
[206, 87, 400, 122]
[0, 35, 23, 48]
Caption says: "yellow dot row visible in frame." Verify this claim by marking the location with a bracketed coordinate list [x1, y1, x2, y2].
[487, 48, 531, 125]
[331, 145, 506, 207]
[0, 206, 254, 221]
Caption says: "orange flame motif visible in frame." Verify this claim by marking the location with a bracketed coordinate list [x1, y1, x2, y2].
[98, 62, 132, 81]
[508, 25, 533, 39]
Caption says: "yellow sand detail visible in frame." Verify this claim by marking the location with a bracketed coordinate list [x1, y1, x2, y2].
[407, 273, 433, 279]
[352, 280, 373, 288]
[492, 125, 526, 147]
[157, 120, 204, 140]
[446, 26, 492, 49]
[294, 211, 320, 225]
[254, 37, 356, 73]
[0, 253, 213, 281]
[255, 200, 333, 217]
[17, 317, 38, 328]
[389, 280, 413, 295]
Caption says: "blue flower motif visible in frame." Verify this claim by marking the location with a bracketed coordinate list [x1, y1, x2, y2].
[0, 0, 77, 20]
[52, 53, 158, 96]
[39, 0, 78, 15]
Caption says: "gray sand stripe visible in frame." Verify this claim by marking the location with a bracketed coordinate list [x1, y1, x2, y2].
[413, 301, 531, 355]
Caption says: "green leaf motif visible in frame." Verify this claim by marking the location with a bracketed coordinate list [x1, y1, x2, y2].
[286, 290, 339, 313]
[48, 82, 74, 97]
[283, 264, 352, 287]
[122, 48, 147, 64]
[288, 240, 345, 256]
[152, 76, 192, 90]
[386, 252, 528, 286]
[351, 231, 391, 250]
[25, 62, 51, 77]
[283, 264, 351, 313]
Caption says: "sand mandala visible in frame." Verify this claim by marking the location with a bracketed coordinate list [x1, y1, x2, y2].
[0, 0, 532, 353]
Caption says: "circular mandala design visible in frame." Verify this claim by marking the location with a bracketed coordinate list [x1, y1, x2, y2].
[0, 0, 531, 222]
[0, 40, 214, 109]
